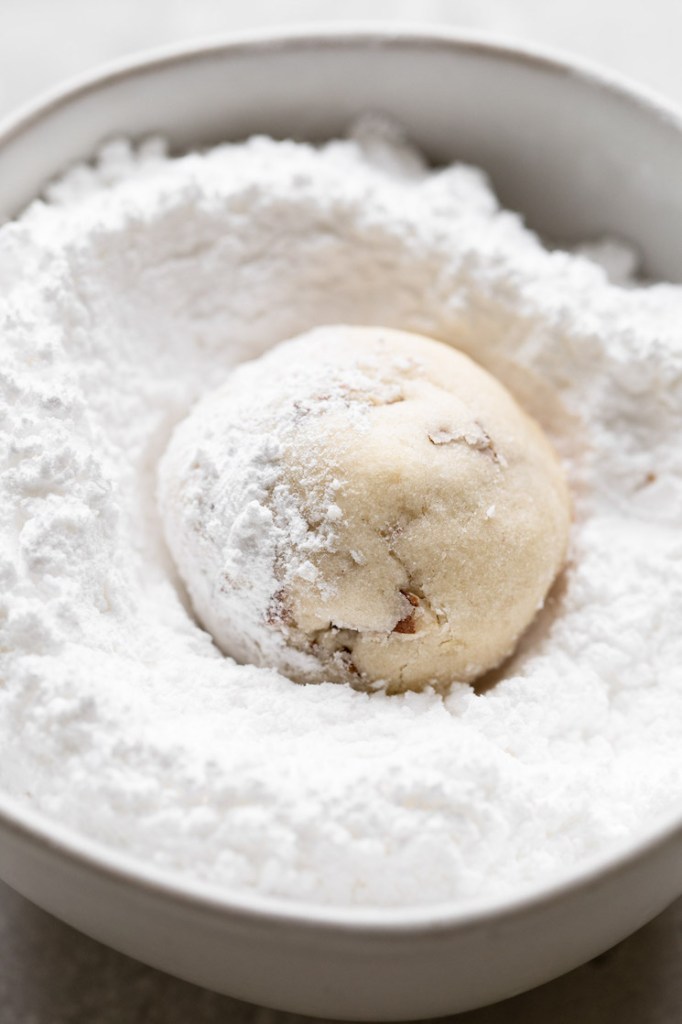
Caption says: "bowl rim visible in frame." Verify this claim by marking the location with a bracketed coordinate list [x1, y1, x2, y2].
[3, 786, 682, 935]
[2, 22, 682, 170]
[2, 22, 682, 936]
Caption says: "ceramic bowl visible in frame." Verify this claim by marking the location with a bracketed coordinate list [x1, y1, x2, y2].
[2, 27, 682, 1020]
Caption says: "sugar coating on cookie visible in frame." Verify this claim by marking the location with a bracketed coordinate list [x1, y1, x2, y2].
[158, 326, 571, 692]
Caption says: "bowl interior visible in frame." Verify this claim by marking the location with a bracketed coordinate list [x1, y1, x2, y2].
[1, 29, 682, 281]
[2, 29, 682, 1019]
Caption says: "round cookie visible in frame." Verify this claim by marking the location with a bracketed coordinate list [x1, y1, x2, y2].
[158, 326, 571, 692]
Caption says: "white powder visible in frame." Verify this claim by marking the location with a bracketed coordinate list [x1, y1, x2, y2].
[2, 121, 682, 908]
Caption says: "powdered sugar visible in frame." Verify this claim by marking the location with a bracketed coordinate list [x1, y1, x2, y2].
[1, 121, 682, 907]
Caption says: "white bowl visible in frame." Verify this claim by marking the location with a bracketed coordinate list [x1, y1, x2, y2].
[2, 26, 682, 1021]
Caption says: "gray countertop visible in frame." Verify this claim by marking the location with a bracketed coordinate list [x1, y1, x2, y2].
[2, 1, 682, 1020]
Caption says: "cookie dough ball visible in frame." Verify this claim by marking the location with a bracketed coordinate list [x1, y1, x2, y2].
[159, 326, 571, 692]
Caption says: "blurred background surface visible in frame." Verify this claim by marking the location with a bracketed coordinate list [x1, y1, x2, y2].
[2, 2, 682, 1022]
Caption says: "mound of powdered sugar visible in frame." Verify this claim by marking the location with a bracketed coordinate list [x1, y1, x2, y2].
[1, 120, 682, 907]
